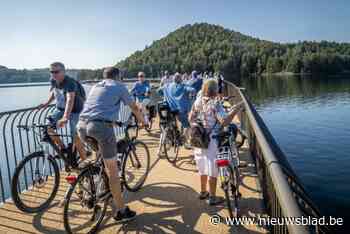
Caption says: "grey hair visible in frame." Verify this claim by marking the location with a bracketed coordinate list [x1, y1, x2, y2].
[50, 62, 65, 71]
[202, 79, 218, 97]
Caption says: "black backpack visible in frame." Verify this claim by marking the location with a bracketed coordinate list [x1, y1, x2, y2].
[74, 79, 86, 101]
[189, 121, 211, 149]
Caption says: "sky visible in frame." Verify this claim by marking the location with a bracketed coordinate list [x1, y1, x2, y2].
[0, 0, 349, 69]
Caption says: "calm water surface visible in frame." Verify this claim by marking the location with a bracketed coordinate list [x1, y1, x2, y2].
[239, 75, 350, 232]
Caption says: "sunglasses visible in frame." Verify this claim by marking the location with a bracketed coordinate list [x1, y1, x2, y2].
[138, 75, 144, 78]
[50, 70, 61, 74]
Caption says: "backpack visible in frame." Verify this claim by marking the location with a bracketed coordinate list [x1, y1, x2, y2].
[189, 121, 210, 149]
[74, 79, 86, 101]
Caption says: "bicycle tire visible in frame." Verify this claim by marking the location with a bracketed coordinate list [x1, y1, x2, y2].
[11, 151, 60, 213]
[163, 129, 179, 163]
[63, 167, 108, 234]
[224, 165, 235, 219]
[122, 140, 150, 192]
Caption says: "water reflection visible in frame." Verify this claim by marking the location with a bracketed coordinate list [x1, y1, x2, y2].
[239, 75, 350, 233]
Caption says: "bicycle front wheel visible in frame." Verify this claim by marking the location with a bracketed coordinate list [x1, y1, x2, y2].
[63, 167, 108, 234]
[11, 151, 60, 213]
[122, 140, 150, 192]
[163, 129, 179, 163]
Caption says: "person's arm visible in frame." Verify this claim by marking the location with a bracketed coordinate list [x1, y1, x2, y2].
[58, 80, 77, 128]
[216, 102, 244, 126]
[38, 91, 54, 109]
[145, 82, 151, 97]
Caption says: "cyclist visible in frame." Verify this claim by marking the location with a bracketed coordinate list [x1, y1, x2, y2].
[130, 71, 151, 123]
[188, 79, 244, 205]
[77, 67, 146, 223]
[38, 62, 87, 162]
[158, 72, 196, 147]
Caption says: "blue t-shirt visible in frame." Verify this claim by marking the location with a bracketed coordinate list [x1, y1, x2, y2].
[130, 80, 151, 102]
[186, 78, 203, 94]
[79, 79, 133, 122]
[161, 82, 195, 114]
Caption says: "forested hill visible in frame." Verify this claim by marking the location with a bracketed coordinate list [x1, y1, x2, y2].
[117, 23, 350, 77]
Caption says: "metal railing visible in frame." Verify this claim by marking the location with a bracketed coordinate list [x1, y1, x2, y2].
[223, 81, 330, 234]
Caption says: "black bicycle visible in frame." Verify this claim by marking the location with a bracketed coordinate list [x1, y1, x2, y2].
[63, 121, 150, 234]
[157, 101, 184, 164]
[213, 123, 242, 218]
[11, 123, 81, 213]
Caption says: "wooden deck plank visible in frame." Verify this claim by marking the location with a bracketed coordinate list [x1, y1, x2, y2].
[0, 118, 267, 234]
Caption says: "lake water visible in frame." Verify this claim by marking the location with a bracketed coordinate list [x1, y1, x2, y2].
[238, 75, 350, 233]
[0, 78, 349, 232]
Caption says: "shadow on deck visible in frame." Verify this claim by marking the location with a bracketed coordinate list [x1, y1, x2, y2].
[0, 120, 267, 234]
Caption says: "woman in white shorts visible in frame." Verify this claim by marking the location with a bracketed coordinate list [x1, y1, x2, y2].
[189, 79, 244, 205]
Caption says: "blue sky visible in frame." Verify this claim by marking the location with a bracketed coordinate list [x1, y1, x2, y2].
[0, 0, 349, 69]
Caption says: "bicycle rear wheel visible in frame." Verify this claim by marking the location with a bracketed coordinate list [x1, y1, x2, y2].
[122, 140, 150, 192]
[63, 167, 108, 234]
[11, 151, 60, 213]
[163, 129, 179, 163]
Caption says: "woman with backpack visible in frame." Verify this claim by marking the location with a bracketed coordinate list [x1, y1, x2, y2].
[188, 79, 244, 205]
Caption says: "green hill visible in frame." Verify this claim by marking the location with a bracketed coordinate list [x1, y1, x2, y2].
[117, 23, 350, 77]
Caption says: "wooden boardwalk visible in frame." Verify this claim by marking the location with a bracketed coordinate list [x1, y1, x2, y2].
[0, 118, 267, 234]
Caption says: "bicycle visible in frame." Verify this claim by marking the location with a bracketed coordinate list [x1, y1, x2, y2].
[63, 121, 150, 234]
[213, 123, 242, 218]
[133, 95, 157, 133]
[157, 101, 184, 164]
[11, 123, 81, 213]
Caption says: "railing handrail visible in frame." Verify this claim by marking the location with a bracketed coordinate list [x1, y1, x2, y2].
[224, 80, 326, 234]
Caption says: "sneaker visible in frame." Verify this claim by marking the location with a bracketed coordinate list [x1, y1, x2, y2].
[113, 206, 136, 223]
[198, 191, 209, 200]
[207, 196, 224, 206]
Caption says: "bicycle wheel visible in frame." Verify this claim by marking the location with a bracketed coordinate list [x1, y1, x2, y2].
[122, 140, 150, 192]
[232, 165, 241, 217]
[226, 164, 241, 218]
[163, 129, 179, 163]
[127, 114, 139, 139]
[63, 167, 108, 234]
[145, 116, 153, 133]
[11, 151, 60, 213]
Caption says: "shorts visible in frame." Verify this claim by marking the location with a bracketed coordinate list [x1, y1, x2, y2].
[194, 133, 219, 177]
[47, 108, 79, 136]
[177, 112, 190, 128]
[77, 120, 117, 159]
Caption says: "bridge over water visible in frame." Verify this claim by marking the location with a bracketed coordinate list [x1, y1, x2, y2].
[0, 80, 328, 234]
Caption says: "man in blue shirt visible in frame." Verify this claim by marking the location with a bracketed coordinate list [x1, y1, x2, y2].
[130, 71, 151, 122]
[159, 73, 195, 147]
[186, 70, 203, 94]
[77, 67, 146, 223]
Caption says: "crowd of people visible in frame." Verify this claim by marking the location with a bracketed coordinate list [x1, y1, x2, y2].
[39, 62, 243, 224]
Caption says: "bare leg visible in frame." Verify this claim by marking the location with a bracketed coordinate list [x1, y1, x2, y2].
[74, 136, 87, 160]
[200, 175, 208, 193]
[103, 158, 125, 212]
[208, 176, 217, 197]
[48, 127, 65, 150]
